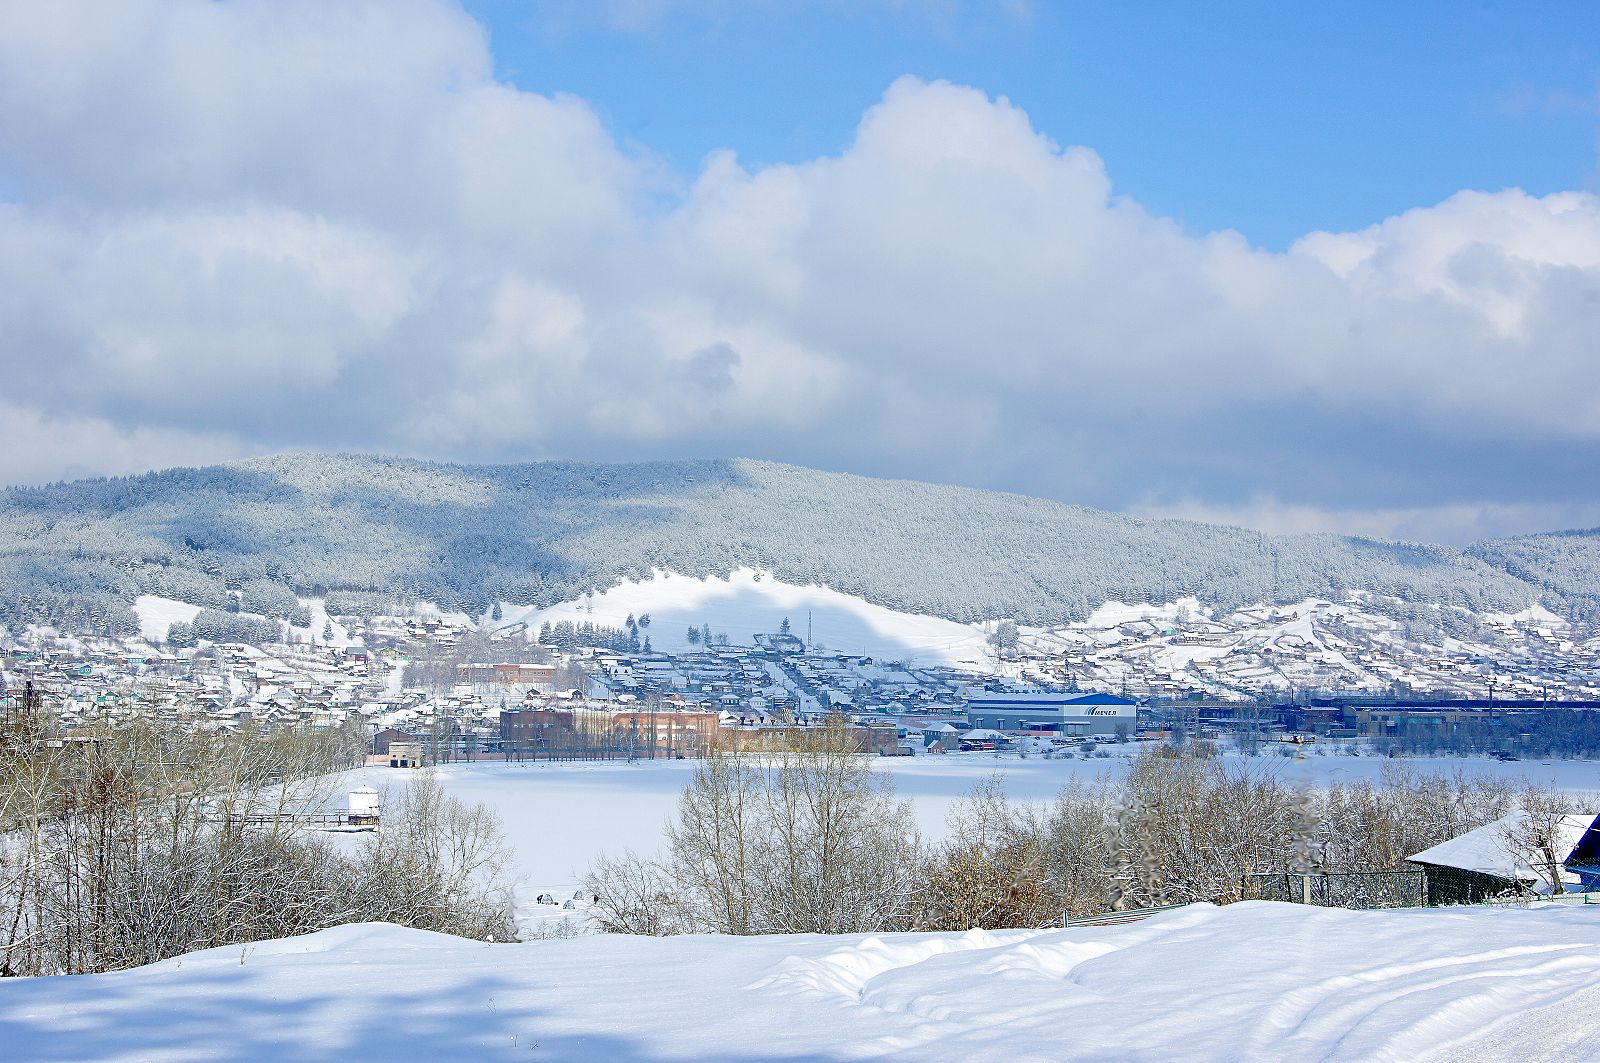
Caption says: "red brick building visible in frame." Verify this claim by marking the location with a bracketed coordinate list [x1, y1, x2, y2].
[459, 662, 556, 688]
[499, 705, 717, 759]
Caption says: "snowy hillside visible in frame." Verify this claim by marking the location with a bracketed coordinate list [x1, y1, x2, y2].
[4, 902, 1599, 1061]
[132, 595, 201, 643]
[509, 568, 991, 666]
[1007, 592, 1600, 701]
[5, 453, 1593, 640]
[132, 595, 359, 648]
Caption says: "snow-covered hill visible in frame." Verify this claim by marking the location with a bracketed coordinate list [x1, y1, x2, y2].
[508, 568, 991, 667]
[4, 902, 1599, 1062]
[7, 453, 1594, 641]
[124, 573, 1600, 700]
[132, 595, 359, 648]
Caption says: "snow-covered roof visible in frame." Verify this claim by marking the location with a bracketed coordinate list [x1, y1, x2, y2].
[966, 690, 1136, 707]
[1408, 812, 1599, 885]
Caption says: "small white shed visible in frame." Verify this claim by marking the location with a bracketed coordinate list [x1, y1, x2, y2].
[347, 787, 381, 826]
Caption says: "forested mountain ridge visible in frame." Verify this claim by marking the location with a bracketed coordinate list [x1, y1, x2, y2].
[1, 453, 1594, 637]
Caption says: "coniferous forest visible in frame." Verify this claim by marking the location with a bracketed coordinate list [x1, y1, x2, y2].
[2, 453, 1596, 636]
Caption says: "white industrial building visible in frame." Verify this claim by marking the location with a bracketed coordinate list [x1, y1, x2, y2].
[964, 691, 1137, 736]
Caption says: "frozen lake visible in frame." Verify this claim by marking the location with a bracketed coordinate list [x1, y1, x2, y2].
[343, 746, 1600, 909]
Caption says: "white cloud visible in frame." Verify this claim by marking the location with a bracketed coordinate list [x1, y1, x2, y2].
[1, 1, 1598, 542]
[0, 402, 251, 487]
[1133, 495, 1600, 545]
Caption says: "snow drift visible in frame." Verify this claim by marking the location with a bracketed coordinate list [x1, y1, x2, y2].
[5, 901, 1600, 1061]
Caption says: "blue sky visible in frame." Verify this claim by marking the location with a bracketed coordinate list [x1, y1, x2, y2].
[470, 1, 1600, 249]
[2, 0, 1600, 543]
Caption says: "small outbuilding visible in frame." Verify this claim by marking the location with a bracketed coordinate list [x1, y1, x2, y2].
[347, 787, 381, 826]
[388, 740, 424, 768]
[372, 728, 415, 755]
[958, 727, 1010, 751]
[1407, 812, 1600, 905]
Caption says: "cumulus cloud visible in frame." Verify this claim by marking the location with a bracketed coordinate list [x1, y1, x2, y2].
[1132, 496, 1600, 547]
[1, 0, 1598, 543]
[0, 402, 252, 487]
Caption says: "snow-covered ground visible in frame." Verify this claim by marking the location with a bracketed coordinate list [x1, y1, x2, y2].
[132, 594, 359, 647]
[298, 597, 359, 649]
[1485, 602, 1570, 627]
[133, 595, 203, 642]
[502, 567, 992, 667]
[6, 901, 1600, 1061]
[10, 752, 1600, 1060]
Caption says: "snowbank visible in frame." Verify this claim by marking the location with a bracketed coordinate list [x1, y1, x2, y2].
[5, 902, 1600, 1061]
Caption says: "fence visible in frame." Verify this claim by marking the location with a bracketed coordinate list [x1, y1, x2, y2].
[1063, 903, 1190, 928]
[200, 812, 370, 830]
[1243, 870, 1427, 910]
[1484, 890, 1600, 908]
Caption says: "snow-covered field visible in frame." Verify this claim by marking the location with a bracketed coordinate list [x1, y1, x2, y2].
[503, 567, 992, 666]
[5, 901, 1600, 1061]
[133, 594, 359, 646]
[132, 595, 203, 642]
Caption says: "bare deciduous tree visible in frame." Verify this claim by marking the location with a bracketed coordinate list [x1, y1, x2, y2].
[589, 716, 920, 935]
[587, 744, 1538, 939]
[1, 712, 516, 977]
[1502, 785, 1577, 895]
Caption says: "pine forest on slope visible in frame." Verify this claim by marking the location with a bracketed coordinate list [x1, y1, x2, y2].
[2, 453, 1598, 638]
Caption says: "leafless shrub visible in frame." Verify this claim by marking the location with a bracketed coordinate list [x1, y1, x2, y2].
[583, 851, 693, 936]
[1314, 763, 1514, 872]
[0, 717, 516, 976]
[1501, 784, 1577, 895]
[914, 774, 1057, 930]
[341, 775, 519, 941]
[587, 716, 922, 935]
[586, 742, 1543, 939]
[524, 917, 592, 940]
